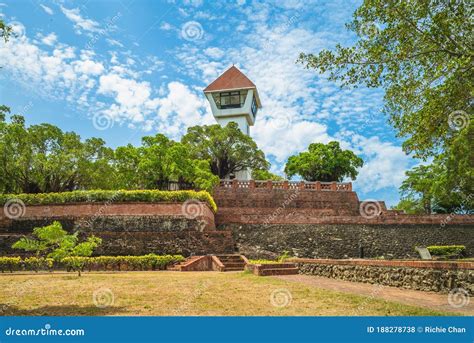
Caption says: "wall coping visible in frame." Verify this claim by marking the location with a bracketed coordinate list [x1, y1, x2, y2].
[290, 258, 474, 270]
[218, 179, 352, 191]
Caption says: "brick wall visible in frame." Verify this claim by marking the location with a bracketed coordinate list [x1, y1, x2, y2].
[213, 186, 474, 226]
[0, 202, 235, 256]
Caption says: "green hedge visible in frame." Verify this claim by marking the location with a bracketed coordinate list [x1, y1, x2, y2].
[62, 254, 184, 271]
[0, 255, 184, 272]
[427, 245, 466, 256]
[0, 189, 217, 212]
[0, 257, 53, 272]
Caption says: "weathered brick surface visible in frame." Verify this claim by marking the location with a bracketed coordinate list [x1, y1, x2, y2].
[227, 223, 474, 259]
[296, 259, 474, 294]
[213, 187, 474, 225]
[0, 203, 231, 256]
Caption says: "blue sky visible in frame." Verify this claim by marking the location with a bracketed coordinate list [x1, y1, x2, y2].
[0, 0, 419, 206]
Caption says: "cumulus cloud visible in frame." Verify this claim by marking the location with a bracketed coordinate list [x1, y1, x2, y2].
[39, 32, 57, 46]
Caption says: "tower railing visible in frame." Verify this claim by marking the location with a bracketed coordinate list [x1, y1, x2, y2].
[218, 180, 352, 191]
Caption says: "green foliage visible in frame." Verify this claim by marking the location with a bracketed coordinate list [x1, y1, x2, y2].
[0, 19, 12, 43]
[23, 257, 54, 272]
[252, 169, 284, 181]
[278, 250, 292, 262]
[182, 122, 269, 178]
[61, 254, 185, 272]
[426, 245, 466, 257]
[0, 110, 115, 193]
[0, 189, 217, 212]
[0, 255, 184, 273]
[113, 134, 219, 192]
[298, 0, 473, 211]
[284, 141, 363, 181]
[0, 257, 21, 272]
[12, 221, 102, 274]
[248, 259, 279, 264]
[392, 198, 426, 215]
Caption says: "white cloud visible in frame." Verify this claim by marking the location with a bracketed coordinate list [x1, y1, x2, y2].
[204, 47, 224, 59]
[60, 6, 100, 33]
[39, 32, 57, 46]
[348, 134, 412, 193]
[40, 4, 54, 15]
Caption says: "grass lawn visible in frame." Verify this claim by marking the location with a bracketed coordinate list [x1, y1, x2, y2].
[0, 271, 460, 316]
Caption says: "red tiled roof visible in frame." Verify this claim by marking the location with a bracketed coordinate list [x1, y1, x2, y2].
[204, 66, 256, 92]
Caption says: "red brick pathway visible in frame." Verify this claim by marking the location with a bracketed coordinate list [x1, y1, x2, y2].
[274, 275, 473, 315]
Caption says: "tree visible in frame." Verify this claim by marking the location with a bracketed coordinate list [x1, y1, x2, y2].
[12, 221, 102, 276]
[298, 0, 472, 211]
[298, 0, 472, 159]
[0, 19, 12, 43]
[284, 141, 363, 182]
[113, 134, 219, 191]
[252, 169, 283, 181]
[0, 111, 115, 193]
[181, 122, 269, 179]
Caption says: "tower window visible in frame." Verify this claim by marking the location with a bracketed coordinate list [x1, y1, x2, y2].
[251, 96, 258, 117]
[220, 91, 242, 109]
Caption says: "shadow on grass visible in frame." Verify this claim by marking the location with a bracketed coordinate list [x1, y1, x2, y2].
[0, 304, 128, 316]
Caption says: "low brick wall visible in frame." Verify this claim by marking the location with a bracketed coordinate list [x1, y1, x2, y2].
[0, 202, 234, 256]
[293, 258, 474, 295]
[227, 223, 474, 259]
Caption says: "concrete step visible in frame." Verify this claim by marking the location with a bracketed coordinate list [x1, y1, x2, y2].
[223, 266, 246, 271]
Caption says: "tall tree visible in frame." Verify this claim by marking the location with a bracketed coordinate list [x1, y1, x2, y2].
[284, 141, 363, 182]
[299, 0, 472, 211]
[113, 134, 219, 191]
[181, 122, 269, 179]
[0, 19, 12, 43]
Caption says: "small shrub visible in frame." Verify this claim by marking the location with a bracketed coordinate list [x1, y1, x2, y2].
[249, 259, 279, 264]
[427, 245, 466, 257]
[0, 257, 22, 273]
[23, 257, 54, 272]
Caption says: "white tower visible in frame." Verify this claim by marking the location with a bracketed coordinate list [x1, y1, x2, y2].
[204, 66, 262, 180]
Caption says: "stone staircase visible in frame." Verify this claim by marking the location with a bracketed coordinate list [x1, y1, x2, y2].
[215, 254, 247, 272]
[167, 256, 205, 271]
[167, 254, 248, 272]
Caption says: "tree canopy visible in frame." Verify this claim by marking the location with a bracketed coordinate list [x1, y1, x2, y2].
[298, 0, 472, 212]
[284, 141, 363, 182]
[181, 122, 269, 179]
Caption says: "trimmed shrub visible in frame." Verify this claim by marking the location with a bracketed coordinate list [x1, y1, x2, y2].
[0, 257, 22, 272]
[62, 254, 185, 272]
[0, 189, 217, 212]
[23, 257, 54, 272]
[427, 245, 466, 257]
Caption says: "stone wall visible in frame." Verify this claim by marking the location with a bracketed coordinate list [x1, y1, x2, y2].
[226, 223, 474, 259]
[294, 258, 474, 295]
[0, 202, 234, 256]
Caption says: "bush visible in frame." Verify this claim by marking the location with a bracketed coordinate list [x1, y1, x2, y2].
[23, 257, 54, 272]
[427, 245, 466, 257]
[0, 257, 22, 272]
[0, 189, 217, 212]
[62, 254, 185, 272]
